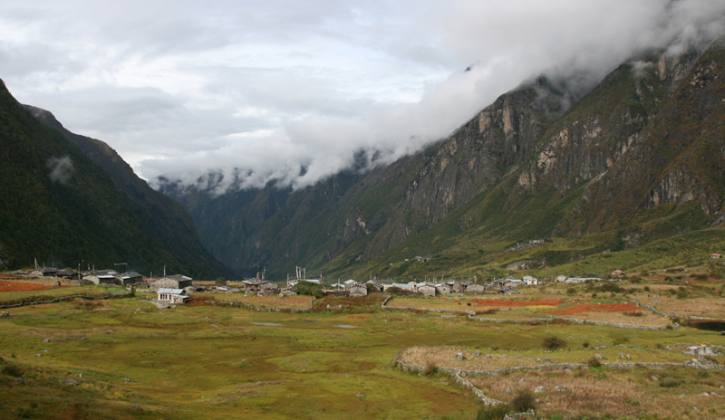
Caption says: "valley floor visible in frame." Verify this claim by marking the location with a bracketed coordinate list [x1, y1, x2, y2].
[0, 284, 723, 419]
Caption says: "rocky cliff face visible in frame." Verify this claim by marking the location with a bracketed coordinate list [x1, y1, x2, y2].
[161, 39, 725, 278]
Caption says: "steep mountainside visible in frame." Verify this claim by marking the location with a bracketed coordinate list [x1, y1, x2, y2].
[0, 80, 228, 276]
[162, 40, 725, 279]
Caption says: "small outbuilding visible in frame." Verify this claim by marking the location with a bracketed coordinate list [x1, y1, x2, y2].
[119, 271, 143, 286]
[83, 270, 121, 285]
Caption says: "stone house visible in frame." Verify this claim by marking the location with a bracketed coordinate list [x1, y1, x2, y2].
[418, 284, 436, 297]
[435, 284, 451, 295]
[259, 281, 280, 296]
[465, 284, 485, 294]
[83, 270, 121, 285]
[349, 285, 368, 297]
[119, 271, 143, 286]
[151, 275, 192, 290]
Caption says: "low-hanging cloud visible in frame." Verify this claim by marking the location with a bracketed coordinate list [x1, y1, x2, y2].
[2, 0, 724, 193]
[47, 156, 75, 185]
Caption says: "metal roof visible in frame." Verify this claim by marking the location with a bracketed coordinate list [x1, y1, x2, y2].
[157, 288, 184, 294]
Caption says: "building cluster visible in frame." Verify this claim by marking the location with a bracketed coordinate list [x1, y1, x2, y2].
[377, 275, 540, 296]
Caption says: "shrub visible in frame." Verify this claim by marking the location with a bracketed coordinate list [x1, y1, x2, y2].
[587, 356, 602, 368]
[542, 336, 567, 351]
[385, 286, 414, 296]
[1, 363, 23, 377]
[643, 286, 650, 292]
[659, 376, 681, 388]
[511, 390, 536, 412]
[476, 404, 510, 420]
[598, 283, 623, 293]
[624, 311, 644, 317]
[293, 282, 324, 298]
[422, 361, 438, 376]
[582, 341, 590, 348]
[566, 288, 576, 296]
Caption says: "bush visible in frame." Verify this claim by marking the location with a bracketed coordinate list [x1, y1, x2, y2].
[293, 282, 324, 298]
[422, 361, 438, 376]
[476, 404, 510, 420]
[566, 288, 577, 296]
[511, 390, 536, 412]
[542, 336, 567, 351]
[582, 341, 590, 348]
[659, 376, 681, 388]
[1, 363, 23, 377]
[587, 356, 602, 368]
[624, 311, 644, 317]
[385, 286, 413, 296]
[597, 283, 624, 293]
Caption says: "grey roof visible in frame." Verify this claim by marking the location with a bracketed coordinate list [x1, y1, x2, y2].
[157, 288, 184, 294]
[96, 269, 119, 276]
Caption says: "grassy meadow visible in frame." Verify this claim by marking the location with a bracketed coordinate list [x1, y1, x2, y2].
[0, 292, 723, 419]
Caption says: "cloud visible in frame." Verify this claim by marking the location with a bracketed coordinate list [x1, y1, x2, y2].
[47, 156, 75, 184]
[2, 1, 723, 192]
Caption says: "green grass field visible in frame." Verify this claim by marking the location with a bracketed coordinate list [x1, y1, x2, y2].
[0, 295, 723, 419]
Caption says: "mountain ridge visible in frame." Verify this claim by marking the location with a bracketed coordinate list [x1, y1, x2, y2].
[160, 39, 724, 279]
[0, 80, 229, 277]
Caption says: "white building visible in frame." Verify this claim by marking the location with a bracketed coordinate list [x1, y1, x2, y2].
[383, 282, 415, 292]
[523, 275, 539, 286]
[156, 288, 189, 304]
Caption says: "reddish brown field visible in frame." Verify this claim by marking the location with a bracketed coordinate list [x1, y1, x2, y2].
[551, 303, 640, 315]
[0, 280, 54, 292]
[472, 298, 562, 307]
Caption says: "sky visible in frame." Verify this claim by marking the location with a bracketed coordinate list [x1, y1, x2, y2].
[1, 0, 723, 191]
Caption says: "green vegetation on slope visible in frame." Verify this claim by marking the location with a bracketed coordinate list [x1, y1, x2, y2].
[0, 81, 227, 277]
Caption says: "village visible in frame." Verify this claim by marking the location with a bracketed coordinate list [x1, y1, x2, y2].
[4, 261, 632, 307]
